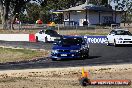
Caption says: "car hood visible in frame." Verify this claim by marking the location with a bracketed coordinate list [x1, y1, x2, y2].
[52, 45, 81, 50]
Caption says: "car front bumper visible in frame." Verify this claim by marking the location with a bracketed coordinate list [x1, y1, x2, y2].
[51, 52, 82, 60]
[116, 40, 132, 44]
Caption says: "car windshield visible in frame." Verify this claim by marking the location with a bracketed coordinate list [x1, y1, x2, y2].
[45, 30, 58, 35]
[58, 37, 83, 45]
[115, 30, 132, 35]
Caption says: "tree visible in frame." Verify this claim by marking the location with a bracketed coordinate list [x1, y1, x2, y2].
[26, 3, 41, 23]
[0, 0, 110, 29]
[0, 0, 11, 29]
[0, 0, 44, 30]
[26, 0, 86, 23]
[101, 0, 108, 6]
[111, 0, 132, 25]
[10, 0, 32, 30]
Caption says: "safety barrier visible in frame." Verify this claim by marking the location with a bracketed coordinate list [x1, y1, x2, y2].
[0, 34, 107, 43]
[0, 34, 36, 42]
[84, 35, 107, 44]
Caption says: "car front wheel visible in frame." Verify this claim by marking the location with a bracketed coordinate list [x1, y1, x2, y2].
[107, 41, 110, 46]
[80, 51, 89, 59]
[114, 39, 117, 47]
[84, 53, 89, 59]
[51, 58, 57, 61]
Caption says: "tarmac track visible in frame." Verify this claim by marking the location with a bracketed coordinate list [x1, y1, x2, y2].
[0, 41, 132, 70]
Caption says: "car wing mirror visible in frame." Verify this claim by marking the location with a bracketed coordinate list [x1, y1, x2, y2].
[82, 42, 85, 45]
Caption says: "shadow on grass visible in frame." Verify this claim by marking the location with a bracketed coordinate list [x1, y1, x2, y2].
[0, 57, 48, 65]
[55, 56, 101, 62]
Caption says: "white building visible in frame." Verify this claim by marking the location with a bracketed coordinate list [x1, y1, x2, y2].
[55, 1, 122, 26]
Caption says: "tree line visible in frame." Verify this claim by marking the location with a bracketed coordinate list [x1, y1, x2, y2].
[0, 0, 132, 30]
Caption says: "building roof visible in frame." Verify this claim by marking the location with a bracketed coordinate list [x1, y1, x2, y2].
[56, 2, 114, 12]
[65, 3, 87, 11]
[83, 5, 113, 12]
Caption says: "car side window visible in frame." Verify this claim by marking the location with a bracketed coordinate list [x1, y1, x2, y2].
[39, 30, 44, 34]
[110, 30, 115, 35]
[45, 30, 50, 34]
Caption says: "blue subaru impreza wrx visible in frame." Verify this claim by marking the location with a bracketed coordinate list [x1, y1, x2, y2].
[51, 36, 89, 61]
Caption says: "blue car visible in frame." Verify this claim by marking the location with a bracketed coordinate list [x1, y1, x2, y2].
[51, 36, 89, 61]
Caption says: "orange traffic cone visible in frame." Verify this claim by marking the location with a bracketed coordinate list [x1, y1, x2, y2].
[81, 67, 89, 78]
[80, 67, 91, 86]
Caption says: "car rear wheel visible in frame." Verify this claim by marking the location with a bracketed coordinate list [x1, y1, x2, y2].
[36, 36, 38, 42]
[45, 37, 48, 43]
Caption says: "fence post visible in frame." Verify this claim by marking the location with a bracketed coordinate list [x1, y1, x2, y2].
[57, 24, 60, 34]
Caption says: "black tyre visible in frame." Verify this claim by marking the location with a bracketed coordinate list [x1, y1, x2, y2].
[81, 50, 89, 59]
[51, 58, 59, 61]
[107, 41, 110, 46]
[45, 37, 48, 43]
[52, 59, 57, 61]
[80, 77, 91, 86]
[84, 53, 89, 59]
[114, 40, 117, 47]
[36, 36, 38, 42]
[80, 54, 85, 60]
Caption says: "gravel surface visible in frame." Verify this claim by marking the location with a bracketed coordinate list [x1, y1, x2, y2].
[0, 64, 132, 88]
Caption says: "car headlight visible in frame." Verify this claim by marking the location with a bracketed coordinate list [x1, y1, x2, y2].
[118, 38, 123, 40]
[70, 50, 79, 52]
[51, 50, 58, 53]
[81, 45, 86, 50]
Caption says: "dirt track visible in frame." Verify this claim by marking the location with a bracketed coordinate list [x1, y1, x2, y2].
[0, 64, 132, 88]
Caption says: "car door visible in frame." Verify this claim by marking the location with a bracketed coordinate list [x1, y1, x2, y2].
[37, 30, 46, 41]
[45, 30, 52, 41]
[107, 30, 116, 43]
[82, 38, 89, 52]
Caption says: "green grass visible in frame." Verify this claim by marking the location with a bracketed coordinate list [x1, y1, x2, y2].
[0, 47, 48, 63]
[0, 29, 109, 35]
[0, 29, 38, 34]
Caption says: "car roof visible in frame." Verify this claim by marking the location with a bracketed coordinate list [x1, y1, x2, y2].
[112, 28, 128, 31]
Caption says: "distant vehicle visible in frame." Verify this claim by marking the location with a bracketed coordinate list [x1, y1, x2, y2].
[35, 29, 62, 42]
[51, 36, 89, 61]
[106, 28, 132, 46]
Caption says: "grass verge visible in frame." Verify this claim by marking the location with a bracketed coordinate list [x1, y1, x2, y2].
[0, 47, 49, 63]
[0, 29, 108, 35]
